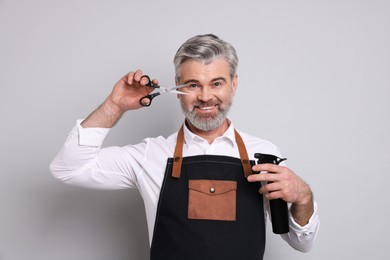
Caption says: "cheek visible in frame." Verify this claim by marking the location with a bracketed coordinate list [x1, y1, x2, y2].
[178, 95, 192, 110]
[179, 92, 197, 105]
[218, 91, 234, 103]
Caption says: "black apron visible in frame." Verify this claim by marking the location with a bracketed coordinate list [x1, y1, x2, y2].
[150, 126, 266, 260]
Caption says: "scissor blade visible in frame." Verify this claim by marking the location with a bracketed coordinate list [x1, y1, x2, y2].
[167, 84, 188, 91]
[158, 84, 188, 95]
[169, 90, 188, 95]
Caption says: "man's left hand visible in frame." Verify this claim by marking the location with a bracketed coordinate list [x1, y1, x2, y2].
[248, 164, 314, 226]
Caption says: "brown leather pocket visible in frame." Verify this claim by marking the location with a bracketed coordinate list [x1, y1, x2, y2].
[188, 179, 237, 221]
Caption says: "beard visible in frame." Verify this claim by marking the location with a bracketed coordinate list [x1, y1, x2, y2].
[180, 98, 233, 131]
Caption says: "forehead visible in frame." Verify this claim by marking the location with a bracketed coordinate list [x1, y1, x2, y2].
[178, 59, 230, 82]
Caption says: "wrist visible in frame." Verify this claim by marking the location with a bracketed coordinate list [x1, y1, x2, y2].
[101, 97, 126, 117]
[80, 98, 125, 128]
[291, 187, 314, 226]
[296, 185, 313, 206]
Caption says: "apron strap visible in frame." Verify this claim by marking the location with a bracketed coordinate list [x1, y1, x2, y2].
[172, 126, 184, 178]
[171, 125, 253, 179]
[234, 129, 253, 178]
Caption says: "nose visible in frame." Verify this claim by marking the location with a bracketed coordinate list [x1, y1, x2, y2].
[198, 86, 213, 102]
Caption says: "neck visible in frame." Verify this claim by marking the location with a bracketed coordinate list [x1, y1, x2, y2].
[185, 119, 230, 144]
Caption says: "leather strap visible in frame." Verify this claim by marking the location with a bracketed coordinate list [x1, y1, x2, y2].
[234, 129, 253, 178]
[172, 126, 184, 178]
[171, 125, 253, 179]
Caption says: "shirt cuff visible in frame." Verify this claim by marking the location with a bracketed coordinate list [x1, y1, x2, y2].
[76, 119, 110, 147]
[288, 201, 319, 240]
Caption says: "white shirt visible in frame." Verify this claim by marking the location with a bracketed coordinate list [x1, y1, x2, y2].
[50, 120, 319, 252]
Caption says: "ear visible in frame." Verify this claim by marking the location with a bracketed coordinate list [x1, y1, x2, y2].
[231, 74, 238, 96]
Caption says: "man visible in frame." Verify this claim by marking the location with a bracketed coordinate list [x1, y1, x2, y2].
[50, 34, 319, 259]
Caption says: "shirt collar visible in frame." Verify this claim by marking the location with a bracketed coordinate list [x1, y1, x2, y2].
[182, 120, 237, 148]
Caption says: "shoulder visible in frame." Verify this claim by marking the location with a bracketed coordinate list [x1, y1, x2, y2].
[142, 132, 177, 155]
[235, 129, 277, 148]
[120, 131, 177, 155]
[235, 129, 283, 159]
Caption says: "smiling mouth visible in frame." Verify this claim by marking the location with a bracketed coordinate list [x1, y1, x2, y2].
[197, 106, 215, 110]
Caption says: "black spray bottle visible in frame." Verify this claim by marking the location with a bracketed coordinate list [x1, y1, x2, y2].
[254, 153, 289, 234]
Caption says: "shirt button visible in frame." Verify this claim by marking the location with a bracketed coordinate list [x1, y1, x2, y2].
[210, 187, 215, 193]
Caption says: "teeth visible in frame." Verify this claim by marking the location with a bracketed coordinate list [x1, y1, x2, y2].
[199, 106, 214, 110]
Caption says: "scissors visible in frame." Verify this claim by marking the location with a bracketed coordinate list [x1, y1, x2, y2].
[139, 75, 188, 107]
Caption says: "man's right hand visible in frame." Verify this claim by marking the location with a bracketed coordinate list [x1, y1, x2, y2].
[81, 69, 157, 128]
[107, 70, 157, 112]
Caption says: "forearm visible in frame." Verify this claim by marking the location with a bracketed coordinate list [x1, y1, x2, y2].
[81, 97, 125, 128]
[281, 201, 320, 253]
[291, 189, 314, 226]
[50, 70, 151, 188]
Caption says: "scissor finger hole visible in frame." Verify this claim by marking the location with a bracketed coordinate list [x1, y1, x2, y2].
[140, 97, 151, 106]
[140, 75, 151, 85]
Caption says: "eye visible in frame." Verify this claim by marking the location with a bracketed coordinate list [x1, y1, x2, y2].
[187, 83, 199, 89]
[213, 81, 223, 87]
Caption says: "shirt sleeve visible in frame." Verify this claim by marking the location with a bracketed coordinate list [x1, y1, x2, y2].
[264, 199, 319, 252]
[49, 120, 141, 190]
[280, 201, 320, 252]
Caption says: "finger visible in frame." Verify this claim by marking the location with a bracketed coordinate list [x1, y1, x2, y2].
[151, 78, 159, 85]
[140, 97, 151, 106]
[257, 186, 282, 200]
[247, 173, 280, 183]
[259, 182, 282, 194]
[140, 75, 150, 86]
[134, 69, 144, 82]
[264, 191, 284, 200]
[252, 163, 282, 173]
[119, 72, 134, 85]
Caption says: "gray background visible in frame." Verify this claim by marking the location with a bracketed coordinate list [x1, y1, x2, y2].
[1, 0, 389, 259]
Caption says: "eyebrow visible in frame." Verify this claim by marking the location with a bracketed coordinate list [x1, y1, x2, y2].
[183, 77, 227, 85]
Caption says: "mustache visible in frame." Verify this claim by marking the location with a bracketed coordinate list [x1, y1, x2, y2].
[192, 101, 220, 108]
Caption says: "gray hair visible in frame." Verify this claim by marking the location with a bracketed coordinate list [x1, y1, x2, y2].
[174, 34, 238, 81]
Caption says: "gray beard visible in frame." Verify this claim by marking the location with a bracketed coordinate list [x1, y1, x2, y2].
[180, 99, 232, 131]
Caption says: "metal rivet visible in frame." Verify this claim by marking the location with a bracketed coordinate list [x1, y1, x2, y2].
[174, 157, 181, 162]
[242, 159, 249, 164]
[210, 187, 215, 193]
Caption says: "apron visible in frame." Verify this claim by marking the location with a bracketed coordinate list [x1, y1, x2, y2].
[150, 126, 266, 260]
